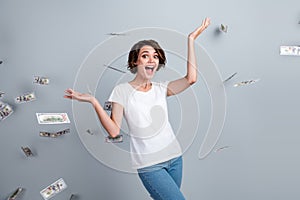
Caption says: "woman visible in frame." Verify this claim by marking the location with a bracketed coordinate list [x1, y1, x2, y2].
[64, 17, 210, 200]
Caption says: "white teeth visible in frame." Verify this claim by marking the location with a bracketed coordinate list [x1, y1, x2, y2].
[145, 66, 154, 71]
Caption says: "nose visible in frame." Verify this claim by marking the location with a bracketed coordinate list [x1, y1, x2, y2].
[148, 55, 155, 63]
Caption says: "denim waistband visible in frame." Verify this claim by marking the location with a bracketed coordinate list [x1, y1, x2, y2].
[137, 156, 182, 173]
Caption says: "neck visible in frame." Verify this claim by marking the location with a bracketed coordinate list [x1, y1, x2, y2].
[130, 77, 152, 90]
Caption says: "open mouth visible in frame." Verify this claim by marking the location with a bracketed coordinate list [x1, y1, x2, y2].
[145, 66, 155, 72]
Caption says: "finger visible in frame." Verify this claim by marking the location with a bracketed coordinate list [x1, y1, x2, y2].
[63, 95, 72, 99]
[206, 18, 211, 26]
[65, 88, 74, 93]
[203, 18, 210, 28]
[65, 89, 75, 95]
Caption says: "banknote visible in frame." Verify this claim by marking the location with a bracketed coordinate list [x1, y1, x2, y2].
[86, 129, 94, 135]
[280, 46, 300, 56]
[219, 24, 228, 33]
[40, 178, 67, 200]
[34, 76, 50, 85]
[104, 101, 112, 111]
[0, 101, 13, 121]
[7, 187, 23, 200]
[69, 194, 76, 200]
[223, 72, 237, 83]
[39, 128, 70, 138]
[21, 147, 33, 157]
[105, 135, 123, 143]
[234, 79, 259, 87]
[15, 92, 36, 103]
[36, 113, 70, 124]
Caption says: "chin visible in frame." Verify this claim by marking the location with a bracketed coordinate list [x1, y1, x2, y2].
[146, 73, 156, 80]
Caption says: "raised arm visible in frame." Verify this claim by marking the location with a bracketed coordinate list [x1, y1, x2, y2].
[64, 89, 122, 138]
[167, 17, 210, 96]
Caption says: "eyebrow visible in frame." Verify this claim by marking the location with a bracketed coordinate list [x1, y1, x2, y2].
[140, 50, 158, 54]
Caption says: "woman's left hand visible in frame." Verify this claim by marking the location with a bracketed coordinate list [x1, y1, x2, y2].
[189, 17, 211, 40]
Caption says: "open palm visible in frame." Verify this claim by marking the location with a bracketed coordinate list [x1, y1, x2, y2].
[64, 88, 93, 103]
[189, 17, 211, 40]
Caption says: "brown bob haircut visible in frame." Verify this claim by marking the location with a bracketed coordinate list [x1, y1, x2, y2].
[127, 40, 166, 74]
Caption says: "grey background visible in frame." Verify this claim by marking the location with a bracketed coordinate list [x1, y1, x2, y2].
[0, 0, 299, 199]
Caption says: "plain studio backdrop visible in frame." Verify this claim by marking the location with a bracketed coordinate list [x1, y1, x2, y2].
[0, 0, 300, 199]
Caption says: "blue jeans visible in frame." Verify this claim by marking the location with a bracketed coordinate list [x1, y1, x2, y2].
[137, 156, 185, 200]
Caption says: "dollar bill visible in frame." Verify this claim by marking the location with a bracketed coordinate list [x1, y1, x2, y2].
[106, 32, 127, 36]
[7, 187, 23, 200]
[0, 91, 4, 98]
[280, 46, 300, 56]
[104, 64, 126, 73]
[40, 178, 67, 200]
[214, 145, 231, 153]
[69, 194, 76, 200]
[34, 76, 50, 85]
[86, 129, 94, 135]
[0, 101, 13, 121]
[105, 135, 123, 143]
[234, 79, 259, 87]
[223, 72, 237, 83]
[21, 146, 33, 157]
[39, 128, 70, 138]
[219, 24, 228, 33]
[104, 101, 112, 111]
[15, 92, 36, 103]
[36, 113, 70, 124]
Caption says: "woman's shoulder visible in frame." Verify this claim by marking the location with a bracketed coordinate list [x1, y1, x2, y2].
[152, 81, 169, 88]
[112, 82, 133, 94]
[113, 82, 130, 89]
[152, 81, 169, 93]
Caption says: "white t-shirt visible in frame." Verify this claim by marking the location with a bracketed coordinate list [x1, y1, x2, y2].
[108, 81, 182, 169]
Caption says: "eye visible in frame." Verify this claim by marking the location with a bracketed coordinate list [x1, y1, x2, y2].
[142, 54, 148, 58]
[153, 55, 159, 59]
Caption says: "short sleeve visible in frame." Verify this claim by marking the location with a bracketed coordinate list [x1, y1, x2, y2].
[108, 84, 125, 107]
[161, 81, 170, 96]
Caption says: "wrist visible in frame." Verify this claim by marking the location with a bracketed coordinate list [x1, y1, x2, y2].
[89, 96, 98, 107]
[188, 34, 195, 40]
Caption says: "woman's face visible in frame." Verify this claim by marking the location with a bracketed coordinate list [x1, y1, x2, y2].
[135, 45, 159, 80]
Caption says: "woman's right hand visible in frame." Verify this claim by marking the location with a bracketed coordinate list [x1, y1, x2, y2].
[64, 88, 95, 103]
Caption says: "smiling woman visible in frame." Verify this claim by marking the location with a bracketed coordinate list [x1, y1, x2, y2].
[127, 39, 166, 75]
[127, 41, 166, 91]
[64, 17, 211, 200]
